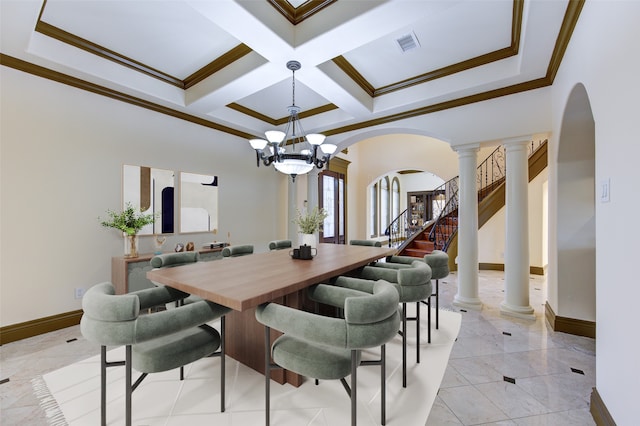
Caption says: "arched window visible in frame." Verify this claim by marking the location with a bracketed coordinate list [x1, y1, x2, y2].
[392, 177, 400, 224]
[380, 177, 390, 235]
[370, 182, 378, 237]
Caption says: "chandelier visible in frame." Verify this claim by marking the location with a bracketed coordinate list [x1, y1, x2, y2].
[248, 60, 337, 182]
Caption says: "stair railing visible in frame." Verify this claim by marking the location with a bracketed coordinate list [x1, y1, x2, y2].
[429, 145, 507, 250]
[387, 139, 548, 251]
[385, 175, 458, 247]
[428, 189, 459, 250]
[477, 145, 506, 203]
[385, 208, 409, 247]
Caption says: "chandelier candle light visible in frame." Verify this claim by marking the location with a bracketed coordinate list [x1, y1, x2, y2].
[249, 60, 337, 182]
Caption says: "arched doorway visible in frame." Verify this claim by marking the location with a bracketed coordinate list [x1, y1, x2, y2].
[556, 83, 596, 336]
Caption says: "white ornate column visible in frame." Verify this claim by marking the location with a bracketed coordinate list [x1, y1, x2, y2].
[288, 177, 298, 241]
[501, 137, 535, 319]
[306, 168, 319, 211]
[453, 144, 482, 309]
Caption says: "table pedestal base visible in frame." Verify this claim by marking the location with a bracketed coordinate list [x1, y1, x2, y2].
[225, 291, 304, 387]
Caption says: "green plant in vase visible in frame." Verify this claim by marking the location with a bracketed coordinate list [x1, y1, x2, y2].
[100, 203, 156, 258]
[293, 206, 328, 248]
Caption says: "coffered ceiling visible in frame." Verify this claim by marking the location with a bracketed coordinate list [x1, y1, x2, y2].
[1, 0, 580, 142]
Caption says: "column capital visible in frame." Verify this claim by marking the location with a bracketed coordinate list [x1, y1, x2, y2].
[452, 142, 480, 154]
[502, 135, 532, 149]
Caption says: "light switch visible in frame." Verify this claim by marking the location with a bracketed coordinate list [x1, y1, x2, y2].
[600, 179, 610, 203]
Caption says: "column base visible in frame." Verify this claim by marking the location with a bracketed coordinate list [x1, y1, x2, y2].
[453, 295, 483, 310]
[500, 302, 535, 321]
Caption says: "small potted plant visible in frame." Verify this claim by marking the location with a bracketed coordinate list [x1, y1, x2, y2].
[100, 203, 156, 258]
[293, 206, 328, 248]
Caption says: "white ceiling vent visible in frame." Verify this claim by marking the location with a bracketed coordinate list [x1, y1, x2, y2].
[396, 32, 421, 53]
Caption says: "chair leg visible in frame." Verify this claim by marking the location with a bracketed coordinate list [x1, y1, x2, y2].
[435, 279, 439, 329]
[351, 350, 358, 426]
[402, 302, 407, 388]
[100, 346, 107, 426]
[381, 344, 386, 426]
[427, 297, 432, 344]
[416, 302, 421, 363]
[125, 345, 132, 426]
[265, 326, 271, 426]
[221, 315, 226, 413]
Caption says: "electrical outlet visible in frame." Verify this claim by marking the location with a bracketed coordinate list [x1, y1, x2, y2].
[74, 287, 85, 299]
[600, 178, 610, 203]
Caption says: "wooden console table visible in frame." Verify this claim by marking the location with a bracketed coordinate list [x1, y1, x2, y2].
[112, 246, 225, 294]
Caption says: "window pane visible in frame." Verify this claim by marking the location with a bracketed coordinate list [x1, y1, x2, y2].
[392, 179, 400, 221]
[323, 175, 335, 238]
[339, 177, 344, 236]
[381, 178, 389, 233]
[370, 183, 378, 237]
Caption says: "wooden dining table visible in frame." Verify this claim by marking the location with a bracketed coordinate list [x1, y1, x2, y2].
[147, 243, 396, 386]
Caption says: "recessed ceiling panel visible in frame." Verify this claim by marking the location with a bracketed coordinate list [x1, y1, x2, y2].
[41, 0, 240, 79]
[236, 78, 331, 121]
[342, 1, 514, 88]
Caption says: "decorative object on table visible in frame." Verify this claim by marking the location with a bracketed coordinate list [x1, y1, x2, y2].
[153, 235, 167, 255]
[293, 206, 328, 249]
[186, 242, 195, 251]
[175, 243, 184, 252]
[99, 202, 155, 258]
[204, 242, 225, 249]
[247, 60, 337, 182]
[289, 244, 316, 260]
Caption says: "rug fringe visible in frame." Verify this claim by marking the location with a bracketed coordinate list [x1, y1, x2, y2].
[31, 376, 68, 426]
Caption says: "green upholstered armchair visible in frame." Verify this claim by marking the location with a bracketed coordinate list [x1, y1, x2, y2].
[384, 251, 449, 329]
[150, 251, 202, 306]
[150, 251, 199, 267]
[222, 244, 254, 257]
[80, 282, 231, 426]
[268, 240, 292, 250]
[255, 280, 400, 426]
[351, 259, 432, 388]
[349, 239, 382, 247]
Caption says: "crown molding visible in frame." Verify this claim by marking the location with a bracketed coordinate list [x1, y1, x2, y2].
[0, 0, 583, 142]
[267, 0, 338, 25]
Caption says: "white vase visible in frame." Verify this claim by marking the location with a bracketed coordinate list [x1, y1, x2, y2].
[299, 233, 318, 249]
[124, 234, 139, 258]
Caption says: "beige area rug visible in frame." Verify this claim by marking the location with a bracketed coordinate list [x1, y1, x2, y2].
[34, 308, 461, 425]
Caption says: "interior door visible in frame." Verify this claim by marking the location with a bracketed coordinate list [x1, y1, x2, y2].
[319, 170, 345, 244]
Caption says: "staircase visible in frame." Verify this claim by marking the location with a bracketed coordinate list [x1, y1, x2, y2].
[390, 140, 548, 263]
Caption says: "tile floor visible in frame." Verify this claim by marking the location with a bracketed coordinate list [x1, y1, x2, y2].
[0, 270, 596, 425]
[427, 271, 596, 426]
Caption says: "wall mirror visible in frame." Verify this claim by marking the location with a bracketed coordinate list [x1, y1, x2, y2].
[180, 172, 218, 233]
[123, 165, 175, 235]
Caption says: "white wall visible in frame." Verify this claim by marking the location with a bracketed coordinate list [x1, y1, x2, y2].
[478, 168, 548, 270]
[400, 172, 445, 195]
[0, 67, 283, 326]
[547, 1, 640, 423]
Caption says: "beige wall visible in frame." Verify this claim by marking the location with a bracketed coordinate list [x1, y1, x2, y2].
[478, 168, 548, 270]
[0, 67, 284, 326]
[340, 134, 458, 241]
